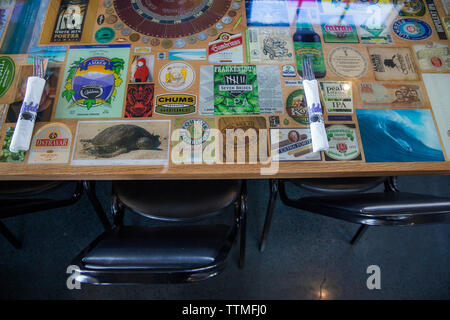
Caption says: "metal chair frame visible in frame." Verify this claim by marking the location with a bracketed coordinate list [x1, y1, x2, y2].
[72, 180, 247, 284]
[0, 180, 111, 249]
[259, 177, 399, 252]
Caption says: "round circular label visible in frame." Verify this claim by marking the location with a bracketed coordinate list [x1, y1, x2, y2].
[113, 0, 232, 38]
[392, 18, 432, 40]
[180, 118, 211, 145]
[95, 27, 115, 43]
[286, 89, 309, 125]
[325, 124, 361, 161]
[327, 46, 368, 78]
[174, 38, 186, 48]
[393, 0, 426, 17]
[158, 62, 195, 91]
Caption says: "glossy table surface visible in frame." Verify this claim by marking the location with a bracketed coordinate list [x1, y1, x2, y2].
[0, 0, 448, 180]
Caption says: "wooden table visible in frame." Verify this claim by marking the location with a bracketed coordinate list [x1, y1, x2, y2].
[0, 0, 448, 180]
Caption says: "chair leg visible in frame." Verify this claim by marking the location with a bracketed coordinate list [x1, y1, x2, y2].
[111, 194, 125, 230]
[83, 181, 111, 231]
[384, 176, 399, 192]
[238, 180, 247, 269]
[350, 225, 368, 245]
[259, 179, 279, 252]
[0, 221, 22, 249]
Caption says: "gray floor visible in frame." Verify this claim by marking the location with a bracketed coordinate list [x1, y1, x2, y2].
[0, 176, 449, 299]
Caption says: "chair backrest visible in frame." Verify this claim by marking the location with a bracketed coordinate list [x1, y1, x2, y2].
[290, 177, 388, 194]
[112, 180, 242, 222]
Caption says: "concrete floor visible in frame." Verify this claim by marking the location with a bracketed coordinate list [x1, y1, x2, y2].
[0, 176, 449, 299]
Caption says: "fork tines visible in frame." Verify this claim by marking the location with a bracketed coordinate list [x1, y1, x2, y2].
[32, 56, 45, 78]
[302, 57, 315, 80]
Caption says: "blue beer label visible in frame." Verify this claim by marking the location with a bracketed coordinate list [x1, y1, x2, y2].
[328, 115, 353, 122]
[392, 18, 432, 40]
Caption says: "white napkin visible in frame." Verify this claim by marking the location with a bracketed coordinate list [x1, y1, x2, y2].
[9, 76, 46, 153]
[303, 79, 329, 153]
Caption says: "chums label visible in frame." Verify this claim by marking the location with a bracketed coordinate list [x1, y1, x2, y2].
[155, 94, 197, 115]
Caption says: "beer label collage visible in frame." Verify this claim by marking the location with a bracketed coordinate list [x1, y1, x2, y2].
[0, 0, 448, 167]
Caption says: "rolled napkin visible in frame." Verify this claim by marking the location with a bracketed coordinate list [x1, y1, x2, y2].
[302, 57, 329, 153]
[9, 76, 46, 152]
[303, 79, 329, 152]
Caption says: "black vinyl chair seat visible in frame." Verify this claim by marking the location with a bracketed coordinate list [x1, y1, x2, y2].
[113, 180, 242, 220]
[259, 177, 450, 251]
[290, 177, 387, 194]
[80, 225, 231, 270]
[0, 181, 62, 196]
[298, 192, 450, 225]
[73, 180, 247, 284]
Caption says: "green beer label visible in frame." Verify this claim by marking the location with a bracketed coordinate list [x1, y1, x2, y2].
[0, 56, 15, 98]
[294, 42, 325, 75]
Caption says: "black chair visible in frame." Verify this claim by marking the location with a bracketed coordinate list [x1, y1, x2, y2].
[0, 181, 111, 249]
[72, 179, 247, 284]
[259, 177, 450, 251]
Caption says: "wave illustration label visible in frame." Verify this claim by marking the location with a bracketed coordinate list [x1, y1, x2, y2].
[356, 109, 445, 162]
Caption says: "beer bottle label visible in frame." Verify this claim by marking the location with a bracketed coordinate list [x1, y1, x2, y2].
[294, 42, 326, 74]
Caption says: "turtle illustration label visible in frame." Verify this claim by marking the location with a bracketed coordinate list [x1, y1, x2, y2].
[155, 94, 196, 115]
[28, 123, 72, 164]
[72, 120, 170, 165]
[325, 124, 362, 161]
[55, 44, 131, 119]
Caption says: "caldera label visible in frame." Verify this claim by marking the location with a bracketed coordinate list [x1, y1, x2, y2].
[155, 94, 196, 115]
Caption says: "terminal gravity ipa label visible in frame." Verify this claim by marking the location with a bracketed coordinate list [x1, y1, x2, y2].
[293, 9, 326, 78]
